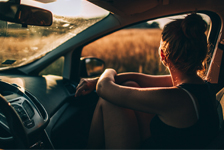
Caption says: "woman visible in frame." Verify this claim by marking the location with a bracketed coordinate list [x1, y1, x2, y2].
[75, 13, 219, 149]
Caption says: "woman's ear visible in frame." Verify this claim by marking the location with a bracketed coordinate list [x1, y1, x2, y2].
[160, 49, 166, 61]
[160, 49, 168, 67]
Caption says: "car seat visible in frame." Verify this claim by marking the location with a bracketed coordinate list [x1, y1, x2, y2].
[206, 87, 224, 148]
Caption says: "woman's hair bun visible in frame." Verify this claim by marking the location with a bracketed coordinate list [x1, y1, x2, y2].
[181, 13, 207, 39]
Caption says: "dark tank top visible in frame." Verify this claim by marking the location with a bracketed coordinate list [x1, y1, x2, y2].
[142, 83, 219, 149]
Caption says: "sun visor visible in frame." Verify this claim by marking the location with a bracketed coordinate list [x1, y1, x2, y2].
[88, 0, 163, 16]
[33, 0, 56, 3]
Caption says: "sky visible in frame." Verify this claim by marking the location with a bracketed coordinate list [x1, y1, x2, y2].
[21, 0, 108, 18]
[148, 14, 210, 29]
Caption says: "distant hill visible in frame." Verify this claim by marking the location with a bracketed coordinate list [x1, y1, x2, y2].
[0, 20, 7, 28]
[127, 22, 160, 29]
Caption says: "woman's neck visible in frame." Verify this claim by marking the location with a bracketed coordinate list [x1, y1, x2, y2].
[169, 67, 204, 86]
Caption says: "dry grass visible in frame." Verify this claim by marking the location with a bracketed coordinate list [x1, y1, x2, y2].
[0, 33, 67, 67]
[0, 28, 169, 76]
[82, 28, 169, 75]
[0, 16, 102, 68]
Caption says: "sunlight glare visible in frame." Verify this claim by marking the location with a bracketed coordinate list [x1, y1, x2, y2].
[21, 0, 108, 18]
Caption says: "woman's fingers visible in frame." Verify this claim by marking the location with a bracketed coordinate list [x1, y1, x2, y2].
[75, 82, 87, 96]
[76, 79, 86, 89]
[81, 89, 92, 95]
[75, 78, 98, 97]
[75, 79, 93, 97]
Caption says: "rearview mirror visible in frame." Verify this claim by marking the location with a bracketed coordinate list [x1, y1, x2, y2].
[0, 2, 52, 26]
[80, 57, 105, 77]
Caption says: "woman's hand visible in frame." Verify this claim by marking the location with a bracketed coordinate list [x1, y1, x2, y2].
[75, 77, 98, 97]
[96, 69, 117, 95]
[98, 69, 117, 83]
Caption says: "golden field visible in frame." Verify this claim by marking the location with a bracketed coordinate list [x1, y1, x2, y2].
[0, 34, 62, 67]
[82, 28, 169, 75]
[0, 28, 169, 76]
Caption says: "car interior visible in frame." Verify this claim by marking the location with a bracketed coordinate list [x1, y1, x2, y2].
[0, 0, 224, 149]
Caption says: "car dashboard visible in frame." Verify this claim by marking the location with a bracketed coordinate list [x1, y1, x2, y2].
[0, 80, 48, 132]
[0, 73, 97, 149]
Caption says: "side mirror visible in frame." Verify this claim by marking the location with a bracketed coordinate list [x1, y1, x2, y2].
[0, 2, 52, 26]
[80, 57, 105, 77]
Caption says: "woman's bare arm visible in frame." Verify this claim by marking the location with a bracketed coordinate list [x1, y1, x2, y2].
[115, 72, 172, 87]
[75, 69, 172, 97]
[96, 69, 177, 114]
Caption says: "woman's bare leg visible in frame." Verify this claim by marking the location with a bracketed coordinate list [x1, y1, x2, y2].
[135, 111, 155, 141]
[87, 81, 154, 149]
[87, 98, 105, 149]
[119, 81, 155, 141]
[87, 98, 140, 149]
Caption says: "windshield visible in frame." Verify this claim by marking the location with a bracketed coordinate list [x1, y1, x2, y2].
[0, 0, 108, 69]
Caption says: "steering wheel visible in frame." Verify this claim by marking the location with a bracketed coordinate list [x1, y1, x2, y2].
[0, 94, 29, 149]
[0, 80, 49, 149]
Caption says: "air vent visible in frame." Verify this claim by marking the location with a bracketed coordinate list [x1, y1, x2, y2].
[22, 101, 34, 119]
[65, 84, 76, 95]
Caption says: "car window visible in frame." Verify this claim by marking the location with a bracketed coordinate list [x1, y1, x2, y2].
[82, 13, 211, 75]
[0, 0, 109, 70]
[39, 56, 64, 76]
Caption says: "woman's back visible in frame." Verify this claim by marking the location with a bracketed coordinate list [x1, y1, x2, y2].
[143, 83, 219, 149]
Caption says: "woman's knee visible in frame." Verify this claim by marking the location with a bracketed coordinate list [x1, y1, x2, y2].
[97, 97, 132, 115]
[97, 81, 140, 108]
[122, 81, 140, 87]
[97, 97, 115, 110]
[98, 97, 119, 109]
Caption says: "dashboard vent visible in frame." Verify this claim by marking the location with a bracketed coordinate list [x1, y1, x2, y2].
[65, 84, 76, 95]
[22, 101, 34, 119]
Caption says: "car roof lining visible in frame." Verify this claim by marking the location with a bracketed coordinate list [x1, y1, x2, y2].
[88, 0, 166, 16]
